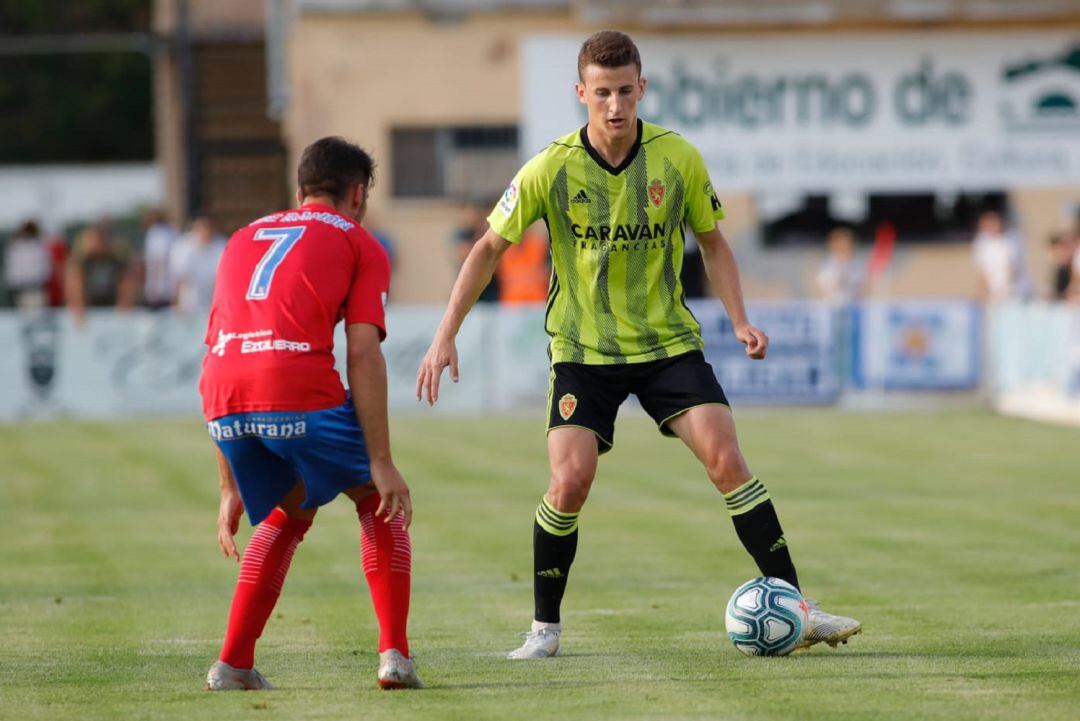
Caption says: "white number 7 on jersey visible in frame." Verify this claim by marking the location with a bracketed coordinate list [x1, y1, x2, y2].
[246, 226, 306, 300]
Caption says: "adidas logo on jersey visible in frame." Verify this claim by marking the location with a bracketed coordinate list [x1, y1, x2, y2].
[570, 189, 590, 204]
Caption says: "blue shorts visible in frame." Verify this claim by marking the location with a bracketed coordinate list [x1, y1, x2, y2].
[209, 399, 371, 526]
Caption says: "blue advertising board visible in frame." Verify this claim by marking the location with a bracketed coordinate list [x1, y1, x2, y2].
[691, 301, 841, 405]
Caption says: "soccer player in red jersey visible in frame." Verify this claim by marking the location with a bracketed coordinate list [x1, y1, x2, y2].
[200, 137, 421, 690]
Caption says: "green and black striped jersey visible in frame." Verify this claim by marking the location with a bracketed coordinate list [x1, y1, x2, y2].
[488, 119, 724, 365]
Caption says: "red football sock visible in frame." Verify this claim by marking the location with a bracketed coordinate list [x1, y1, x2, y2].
[219, 508, 311, 669]
[356, 494, 411, 656]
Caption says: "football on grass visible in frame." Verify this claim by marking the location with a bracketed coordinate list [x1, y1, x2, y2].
[725, 577, 809, 657]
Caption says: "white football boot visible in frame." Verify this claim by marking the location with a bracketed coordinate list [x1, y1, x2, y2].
[795, 600, 863, 651]
[377, 649, 423, 689]
[205, 660, 274, 690]
[507, 621, 562, 659]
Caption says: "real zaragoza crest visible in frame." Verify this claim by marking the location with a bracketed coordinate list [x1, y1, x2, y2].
[647, 178, 665, 207]
[558, 393, 578, 420]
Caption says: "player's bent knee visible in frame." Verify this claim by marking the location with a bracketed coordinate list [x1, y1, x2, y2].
[705, 446, 751, 493]
[547, 469, 593, 513]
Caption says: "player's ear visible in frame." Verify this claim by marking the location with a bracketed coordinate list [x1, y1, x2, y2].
[575, 82, 587, 105]
[295, 189, 303, 206]
[638, 75, 647, 99]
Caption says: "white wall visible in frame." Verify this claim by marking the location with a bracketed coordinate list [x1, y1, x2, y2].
[0, 163, 164, 231]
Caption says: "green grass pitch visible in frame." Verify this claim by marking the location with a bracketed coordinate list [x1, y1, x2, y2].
[2, 410, 1078, 720]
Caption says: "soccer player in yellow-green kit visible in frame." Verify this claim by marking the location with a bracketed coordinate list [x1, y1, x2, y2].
[417, 30, 862, 658]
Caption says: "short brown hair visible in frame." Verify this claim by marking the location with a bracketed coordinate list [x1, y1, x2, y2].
[297, 136, 376, 203]
[577, 30, 641, 81]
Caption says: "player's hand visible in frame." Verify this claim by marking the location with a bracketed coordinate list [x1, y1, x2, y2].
[217, 490, 244, 562]
[370, 459, 413, 528]
[734, 322, 769, 360]
[416, 331, 459, 406]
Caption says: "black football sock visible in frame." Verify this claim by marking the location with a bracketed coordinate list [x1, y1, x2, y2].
[533, 497, 579, 624]
[724, 477, 800, 591]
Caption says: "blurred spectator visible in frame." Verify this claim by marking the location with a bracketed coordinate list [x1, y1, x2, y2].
[498, 221, 550, 304]
[66, 224, 137, 323]
[452, 202, 499, 303]
[142, 208, 177, 309]
[3, 220, 50, 309]
[681, 231, 707, 299]
[815, 227, 864, 303]
[43, 230, 68, 307]
[1047, 231, 1076, 301]
[972, 210, 1026, 303]
[171, 215, 226, 315]
[1069, 228, 1080, 303]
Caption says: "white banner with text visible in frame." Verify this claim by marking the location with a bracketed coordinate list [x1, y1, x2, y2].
[523, 32, 1080, 191]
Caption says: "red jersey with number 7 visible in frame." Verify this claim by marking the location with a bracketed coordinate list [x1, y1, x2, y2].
[199, 203, 390, 421]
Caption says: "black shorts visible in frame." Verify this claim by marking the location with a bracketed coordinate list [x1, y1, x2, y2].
[547, 351, 729, 453]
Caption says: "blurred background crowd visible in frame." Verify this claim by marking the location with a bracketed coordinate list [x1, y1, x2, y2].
[6, 203, 1079, 318]
[0, 201, 555, 315]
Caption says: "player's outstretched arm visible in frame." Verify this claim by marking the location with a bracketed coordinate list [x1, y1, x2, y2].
[416, 228, 511, 405]
[347, 322, 413, 527]
[696, 226, 769, 360]
[215, 446, 243, 562]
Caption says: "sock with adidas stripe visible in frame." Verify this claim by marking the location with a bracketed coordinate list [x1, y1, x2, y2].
[724, 476, 800, 591]
[533, 497, 579, 623]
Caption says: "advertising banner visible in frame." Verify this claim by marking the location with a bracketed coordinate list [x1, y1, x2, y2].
[0, 311, 207, 421]
[852, 301, 981, 390]
[0, 308, 551, 422]
[491, 305, 552, 410]
[336, 305, 493, 414]
[0, 301, 1000, 422]
[693, 301, 840, 405]
[332, 304, 551, 413]
[523, 32, 1080, 191]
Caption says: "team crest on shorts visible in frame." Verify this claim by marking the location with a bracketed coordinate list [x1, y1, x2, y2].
[648, 178, 665, 207]
[558, 393, 578, 421]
